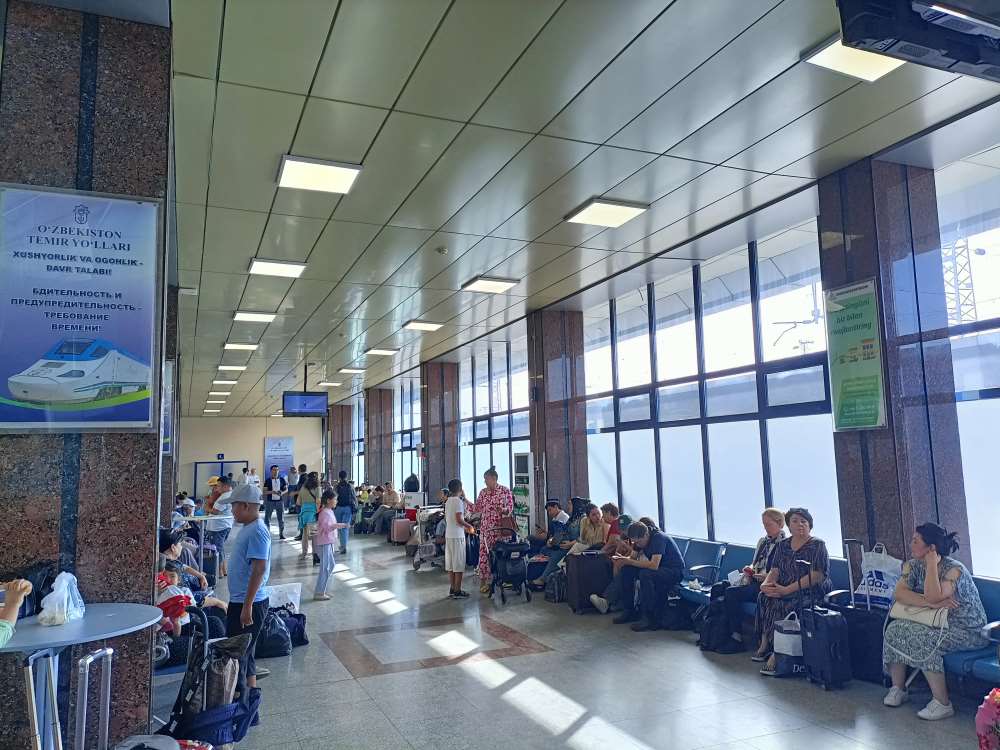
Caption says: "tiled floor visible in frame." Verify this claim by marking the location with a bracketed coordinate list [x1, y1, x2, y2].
[154, 527, 983, 750]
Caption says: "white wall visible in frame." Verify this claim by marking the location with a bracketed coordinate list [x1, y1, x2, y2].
[177, 416, 324, 496]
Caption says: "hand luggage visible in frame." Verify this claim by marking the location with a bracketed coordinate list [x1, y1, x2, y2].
[697, 581, 741, 652]
[490, 538, 532, 604]
[824, 539, 889, 683]
[466, 534, 481, 568]
[544, 569, 567, 603]
[564, 553, 611, 613]
[254, 609, 292, 658]
[390, 517, 414, 544]
[797, 560, 851, 689]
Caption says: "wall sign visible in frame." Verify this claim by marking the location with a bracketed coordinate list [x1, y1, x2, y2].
[0, 186, 159, 431]
[825, 279, 887, 431]
[264, 436, 295, 476]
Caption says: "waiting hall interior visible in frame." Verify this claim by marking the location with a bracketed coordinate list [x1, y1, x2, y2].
[1, 1, 1000, 748]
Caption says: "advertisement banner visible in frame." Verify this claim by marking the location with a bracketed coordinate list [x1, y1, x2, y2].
[264, 436, 295, 476]
[0, 186, 159, 430]
[825, 279, 886, 431]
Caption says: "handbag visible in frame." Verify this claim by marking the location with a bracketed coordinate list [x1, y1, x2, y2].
[888, 602, 949, 629]
[773, 611, 806, 677]
[855, 543, 903, 609]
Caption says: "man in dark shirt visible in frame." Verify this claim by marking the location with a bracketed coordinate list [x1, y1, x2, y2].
[612, 522, 685, 632]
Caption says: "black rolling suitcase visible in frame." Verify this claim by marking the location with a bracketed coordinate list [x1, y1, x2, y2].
[564, 552, 611, 613]
[797, 560, 851, 689]
[824, 539, 889, 684]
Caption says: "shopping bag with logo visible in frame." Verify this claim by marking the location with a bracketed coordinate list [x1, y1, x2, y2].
[854, 543, 902, 609]
[773, 611, 806, 677]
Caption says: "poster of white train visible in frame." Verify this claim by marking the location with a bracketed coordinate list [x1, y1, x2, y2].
[0, 186, 159, 430]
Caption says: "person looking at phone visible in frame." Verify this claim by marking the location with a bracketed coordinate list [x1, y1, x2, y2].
[612, 521, 686, 631]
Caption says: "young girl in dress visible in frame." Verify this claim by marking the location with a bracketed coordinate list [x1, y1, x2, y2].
[314, 489, 350, 601]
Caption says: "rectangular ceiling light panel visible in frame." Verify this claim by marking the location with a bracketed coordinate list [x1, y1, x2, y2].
[803, 37, 905, 82]
[277, 155, 361, 194]
[402, 320, 443, 332]
[206, 400, 227, 404]
[224, 343, 258, 351]
[234, 311, 277, 323]
[317, 381, 342, 387]
[218, 365, 247, 371]
[365, 348, 398, 356]
[208, 391, 231, 396]
[339, 368, 365, 374]
[204, 409, 221, 413]
[565, 198, 648, 228]
[214, 379, 238, 385]
[461, 276, 518, 294]
[248, 258, 307, 278]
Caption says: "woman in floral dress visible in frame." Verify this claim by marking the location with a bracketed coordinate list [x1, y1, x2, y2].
[471, 466, 513, 594]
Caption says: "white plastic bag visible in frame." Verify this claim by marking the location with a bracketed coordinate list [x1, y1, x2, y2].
[773, 611, 802, 657]
[854, 543, 903, 608]
[264, 582, 301, 613]
[38, 572, 86, 626]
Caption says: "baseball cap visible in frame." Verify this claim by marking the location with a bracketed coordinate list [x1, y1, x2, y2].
[207, 476, 221, 486]
[230, 483, 263, 505]
[181, 498, 196, 507]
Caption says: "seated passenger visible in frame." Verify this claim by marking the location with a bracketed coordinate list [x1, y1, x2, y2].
[531, 497, 584, 585]
[0, 579, 33, 648]
[882, 522, 988, 720]
[159, 528, 208, 592]
[590, 516, 653, 615]
[757, 507, 831, 674]
[612, 521, 685, 631]
[367, 485, 401, 534]
[570, 503, 610, 553]
[530, 499, 569, 553]
[724, 508, 786, 651]
[599, 503, 623, 550]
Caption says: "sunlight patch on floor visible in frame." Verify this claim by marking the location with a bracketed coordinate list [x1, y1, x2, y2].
[502, 676, 586, 734]
[426, 629, 479, 658]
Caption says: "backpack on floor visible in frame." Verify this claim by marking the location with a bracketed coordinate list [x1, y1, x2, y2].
[254, 609, 292, 658]
[273, 605, 309, 647]
[544, 569, 567, 603]
[697, 582, 740, 652]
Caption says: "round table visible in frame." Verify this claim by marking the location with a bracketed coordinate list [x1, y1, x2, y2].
[0, 603, 161, 750]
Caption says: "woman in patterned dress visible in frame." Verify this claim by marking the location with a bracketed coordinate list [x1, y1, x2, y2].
[755, 507, 832, 675]
[882, 522, 989, 721]
[471, 466, 514, 594]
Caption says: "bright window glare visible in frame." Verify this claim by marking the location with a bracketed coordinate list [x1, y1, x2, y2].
[426, 630, 480, 658]
[459, 658, 516, 689]
[377, 600, 409, 615]
[334, 571, 356, 582]
[567, 717, 656, 750]
[345, 576, 372, 586]
[359, 589, 395, 604]
[502, 677, 586, 735]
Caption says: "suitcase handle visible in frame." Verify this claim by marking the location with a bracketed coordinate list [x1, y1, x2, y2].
[75, 647, 114, 750]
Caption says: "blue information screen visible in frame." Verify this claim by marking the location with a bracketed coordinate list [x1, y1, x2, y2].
[282, 391, 328, 417]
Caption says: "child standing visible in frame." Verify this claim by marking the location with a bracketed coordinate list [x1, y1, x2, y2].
[314, 489, 350, 601]
[444, 478, 475, 599]
[0, 579, 33, 648]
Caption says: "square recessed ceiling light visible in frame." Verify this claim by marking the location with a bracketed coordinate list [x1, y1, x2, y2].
[365, 348, 398, 356]
[402, 319, 443, 332]
[213, 379, 238, 385]
[248, 258, 307, 278]
[317, 381, 342, 387]
[461, 276, 518, 294]
[339, 368, 365, 374]
[224, 342, 258, 351]
[208, 391, 231, 396]
[204, 409, 221, 413]
[234, 311, 276, 323]
[277, 155, 362, 194]
[565, 198, 648, 228]
[206, 400, 226, 404]
[802, 36, 905, 82]
[218, 365, 246, 371]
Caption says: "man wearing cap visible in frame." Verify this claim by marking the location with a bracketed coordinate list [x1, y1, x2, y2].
[177, 496, 200, 545]
[226, 483, 271, 685]
[205, 475, 234, 578]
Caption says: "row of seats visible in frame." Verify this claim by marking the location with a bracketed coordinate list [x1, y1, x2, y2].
[668, 535, 1000, 686]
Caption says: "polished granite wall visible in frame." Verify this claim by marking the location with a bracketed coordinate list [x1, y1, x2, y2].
[527, 310, 589, 513]
[328, 404, 354, 479]
[817, 158, 971, 567]
[159, 285, 179, 526]
[0, 2, 169, 746]
[364, 388, 394, 485]
[420, 362, 459, 495]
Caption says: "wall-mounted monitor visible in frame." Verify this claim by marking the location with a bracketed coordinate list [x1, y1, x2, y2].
[282, 390, 328, 417]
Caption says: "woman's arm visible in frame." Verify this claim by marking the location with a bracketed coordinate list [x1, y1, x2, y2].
[892, 562, 930, 606]
[922, 559, 959, 605]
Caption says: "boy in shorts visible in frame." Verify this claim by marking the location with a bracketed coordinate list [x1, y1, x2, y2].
[444, 478, 475, 599]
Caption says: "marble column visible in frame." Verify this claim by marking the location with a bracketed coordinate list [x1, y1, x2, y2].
[526, 310, 589, 517]
[159, 285, 179, 526]
[364, 388, 393, 485]
[327, 404, 353, 479]
[0, 2, 169, 747]
[817, 158, 971, 566]
[420, 362, 459, 495]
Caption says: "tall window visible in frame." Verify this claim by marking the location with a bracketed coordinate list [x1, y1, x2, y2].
[391, 378, 420, 489]
[581, 226, 837, 545]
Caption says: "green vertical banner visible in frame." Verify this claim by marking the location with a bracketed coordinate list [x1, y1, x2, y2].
[825, 279, 886, 430]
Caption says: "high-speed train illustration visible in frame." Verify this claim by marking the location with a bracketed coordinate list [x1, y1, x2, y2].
[7, 338, 150, 404]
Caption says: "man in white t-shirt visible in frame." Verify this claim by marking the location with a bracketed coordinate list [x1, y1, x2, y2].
[205, 475, 235, 577]
[444, 478, 475, 599]
[247, 468, 261, 487]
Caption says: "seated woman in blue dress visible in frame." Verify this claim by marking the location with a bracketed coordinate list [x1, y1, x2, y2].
[755, 507, 832, 675]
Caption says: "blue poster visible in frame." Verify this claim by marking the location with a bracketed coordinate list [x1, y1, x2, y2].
[0, 187, 159, 430]
[264, 436, 294, 476]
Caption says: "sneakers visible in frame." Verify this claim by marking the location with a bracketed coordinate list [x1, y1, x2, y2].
[278, 533, 285, 540]
[590, 594, 609, 614]
[448, 590, 470, 599]
[917, 698, 954, 721]
[313, 593, 331, 601]
[255, 667, 271, 679]
[883, 687, 909, 707]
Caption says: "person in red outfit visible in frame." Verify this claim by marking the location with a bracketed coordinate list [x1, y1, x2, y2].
[470, 466, 514, 594]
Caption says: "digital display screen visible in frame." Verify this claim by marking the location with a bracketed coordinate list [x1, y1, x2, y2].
[282, 391, 328, 417]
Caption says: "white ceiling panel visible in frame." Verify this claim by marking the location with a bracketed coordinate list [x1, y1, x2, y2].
[493, 146, 657, 244]
[311, 0, 451, 108]
[467, 241, 587, 292]
[473, 0, 668, 132]
[240, 275, 294, 314]
[610, 0, 839, 154]
[383, 232, 484, 288]
[201, 207, 267, 274]
[543, 0, 778, 143]
[311, 283, 380, 321]
[395, 0, 561, 121]
[333, 112, 462, 225]
[196, 272, 247, 312]
[382, 287, 466, 324]
[257, 213, 326, 263]
[507, 248, 612, 296]
[306, 220, 383, 283]
[172, 75, 216, 205]
[206, 83, 304, 212]
[348, 284, 420, 321]
[392, 125, 532, 230]
[171, 0, 222, 80]
[341, 226, 435, 285]
[420, 235, 528, 291]
[176, 203, 206, 271]
[442, 136, 597, 236]
[219, 0, 337, 94]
